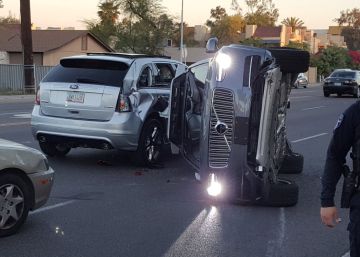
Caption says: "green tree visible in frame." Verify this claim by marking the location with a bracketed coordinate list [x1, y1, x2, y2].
[244, 0, 279, 26]
[85, 0, 121, 46]
[286, 41, 309, 51]
[310, 46, 352, 77]
[281, 17, 304, 32]
[240, 37, 264, 47]
[0, 0, 3, 8]
[114, 0, 175, 54]
[335, 8, 360, 50]
[0, 12, 20, 24]
[206, 6, 245, 45]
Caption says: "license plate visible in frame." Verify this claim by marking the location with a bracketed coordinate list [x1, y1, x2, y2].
[334, 82, 342, 86]
[67, 91, 85, 103]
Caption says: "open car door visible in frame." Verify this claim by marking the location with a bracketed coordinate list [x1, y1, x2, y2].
[168, 71, 203, 170]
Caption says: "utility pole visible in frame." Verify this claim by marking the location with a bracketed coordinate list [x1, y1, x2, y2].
[180, 0, 184, 63]
[20, 0, 34, 94]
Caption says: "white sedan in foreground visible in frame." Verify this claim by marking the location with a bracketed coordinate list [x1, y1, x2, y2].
[0, 139, 54, 237]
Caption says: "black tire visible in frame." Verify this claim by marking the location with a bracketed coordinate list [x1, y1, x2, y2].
[324, 92, 330, 97]
[136, 119, 165, 167]
[0, 173, 31, 237]
[278, 153, 304, 174]
[268, 48, 310, 73]
[337, 93, 342, 97]
[353, 87, 360, 98]
[263, 179, 299, 207]
[39, 142, 71, 157]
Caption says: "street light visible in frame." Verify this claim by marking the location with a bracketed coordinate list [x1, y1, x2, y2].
[180, 0, 184, 63]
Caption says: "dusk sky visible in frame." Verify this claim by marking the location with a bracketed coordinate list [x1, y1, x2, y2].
[0, 0, 359, 30]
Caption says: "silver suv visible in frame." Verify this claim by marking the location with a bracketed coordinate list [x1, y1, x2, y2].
[31, 53, 186, 167]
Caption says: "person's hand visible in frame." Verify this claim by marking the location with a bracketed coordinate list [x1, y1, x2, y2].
[320, 207, 342, 228]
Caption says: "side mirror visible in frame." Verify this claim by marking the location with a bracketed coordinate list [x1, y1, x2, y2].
[206, 37, 219, 53]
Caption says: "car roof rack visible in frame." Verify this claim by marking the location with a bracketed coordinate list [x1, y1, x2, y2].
[86, 52, 171, 59]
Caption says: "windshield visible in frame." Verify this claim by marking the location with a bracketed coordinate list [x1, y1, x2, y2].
[329, 71, 356, 79]
[42, 59, 129, 88]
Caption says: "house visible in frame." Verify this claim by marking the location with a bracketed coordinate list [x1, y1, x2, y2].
[0, 24, 113, 66]
[316, 26, 347, 50]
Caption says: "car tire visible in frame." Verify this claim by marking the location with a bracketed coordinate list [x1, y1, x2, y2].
[268, 48, 310, 73]
[278, 153, 304, 174]
[353, 87, 360, 98]
[136, 119, 165, 167]
[324, 92, 329, 97]
[0, 173, 31, 237]
[263, 179, 299, 207]
[39, 142, 71, 157]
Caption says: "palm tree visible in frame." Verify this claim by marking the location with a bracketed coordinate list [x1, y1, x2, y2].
[281, 17, 304, 32]
[97, 0, 121, 24]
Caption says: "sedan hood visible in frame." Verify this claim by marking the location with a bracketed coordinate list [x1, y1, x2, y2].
[0, 138, 35, 151]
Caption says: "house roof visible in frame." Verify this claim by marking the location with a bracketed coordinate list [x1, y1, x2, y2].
[0, 24, 113, 53]
[253, 26, 282, 38]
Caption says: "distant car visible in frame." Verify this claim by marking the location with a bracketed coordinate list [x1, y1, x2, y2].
[0, 138, 54, 237]
[323, 70, 360, 97]
[31, 53, 187, 167]
[293, 73, 308, 88]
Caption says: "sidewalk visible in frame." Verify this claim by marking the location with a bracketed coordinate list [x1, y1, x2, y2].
[0, 94, 35, 103]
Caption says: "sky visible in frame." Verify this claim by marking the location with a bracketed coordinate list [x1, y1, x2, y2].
[0, 0, 359, 30]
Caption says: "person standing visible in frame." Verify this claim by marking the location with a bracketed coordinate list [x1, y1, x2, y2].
[320, 101, 360, 257]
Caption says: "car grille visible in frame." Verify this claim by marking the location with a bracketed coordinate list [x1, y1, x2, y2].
[209, 88, 234, 168]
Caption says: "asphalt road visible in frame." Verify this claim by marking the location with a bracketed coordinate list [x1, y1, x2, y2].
[0, 86, 357, 257]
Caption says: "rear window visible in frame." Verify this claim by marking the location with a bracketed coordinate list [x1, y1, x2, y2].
[330, 71, 356, 79]
[42, 59, 129, 87]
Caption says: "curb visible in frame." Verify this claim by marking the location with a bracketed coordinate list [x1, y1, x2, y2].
[0, 94, 35, 102]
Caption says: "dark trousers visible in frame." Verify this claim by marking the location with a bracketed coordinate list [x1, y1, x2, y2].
[349, 196, 360, 257]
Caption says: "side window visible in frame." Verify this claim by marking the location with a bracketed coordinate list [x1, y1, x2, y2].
[190, 63, 208, 84]
[154, 63, 175, 87]
[243, 55, 261, 88]
[138, 66, 153, 88]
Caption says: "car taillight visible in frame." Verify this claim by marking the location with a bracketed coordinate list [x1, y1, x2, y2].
[116, 94, 131, 112]
[35, 87, 40, 105]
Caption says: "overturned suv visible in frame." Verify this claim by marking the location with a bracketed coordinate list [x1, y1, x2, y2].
[168, 39, 309, 206]
[31, 53, 186, 167]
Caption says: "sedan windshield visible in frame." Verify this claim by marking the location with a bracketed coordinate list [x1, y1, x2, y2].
[330, 71, 356, 79]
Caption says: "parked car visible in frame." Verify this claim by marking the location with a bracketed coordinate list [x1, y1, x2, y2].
[0, 138, 54, 237]
[168, 39, 309, 206]
[293, 73, 308, 88]
[31, 53, 186, 167]
[323, 69, 360, 97]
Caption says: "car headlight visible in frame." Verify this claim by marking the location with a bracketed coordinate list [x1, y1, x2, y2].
[207, 173, 222, 197]
[215, 53, 231, 82]
[38, 157, 50, 171]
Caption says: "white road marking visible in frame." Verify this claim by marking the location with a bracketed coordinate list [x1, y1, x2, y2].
[289, 96, 312, 99]
[30, 200, 76, 215]
[0, 112, 29, 116]
[266, 208, 286, 257]
[13, 113, 32, 119]
[0, 121, 29, 127]
[291, 133, 328, 143]
[302, 106, 326, 111]
[342, 251, 350, 257]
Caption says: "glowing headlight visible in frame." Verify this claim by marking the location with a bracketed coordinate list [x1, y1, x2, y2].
[207, 173, 222, 197]
[215, 53, 231, 81]
[216, 53, 231, 69]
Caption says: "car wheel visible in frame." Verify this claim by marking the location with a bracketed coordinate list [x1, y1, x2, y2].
[278, 153, 304, 174]
[353, 87, 360, 98]
[262, 179, 299, 207]
[267, 48, 309, 73]
[137, 119, 164, 167]
[324, 92, 330, 97]
[0, 173, 31, 237]
[39, 142, 71, 157]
